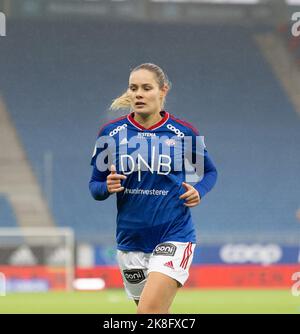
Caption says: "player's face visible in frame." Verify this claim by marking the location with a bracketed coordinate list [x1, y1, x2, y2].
[128, 69, 163, 116]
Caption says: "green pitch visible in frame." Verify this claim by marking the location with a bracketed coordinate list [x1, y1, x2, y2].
[0, 289, 299, 314]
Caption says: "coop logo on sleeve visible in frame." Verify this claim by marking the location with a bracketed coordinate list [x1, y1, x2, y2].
[109, 124, 127, 137]
[167, 124, 185, 138]
[153, 243, 177, 256]
[291, 12, 300, 37]
[0, 12, 6, 37]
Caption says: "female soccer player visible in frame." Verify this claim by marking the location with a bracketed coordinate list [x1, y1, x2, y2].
[89, 63, 217, 314]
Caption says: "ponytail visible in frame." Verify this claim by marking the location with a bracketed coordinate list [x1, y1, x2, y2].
[109, 91, 131, 111]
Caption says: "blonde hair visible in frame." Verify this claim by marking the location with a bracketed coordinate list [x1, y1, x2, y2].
[110, 63, 171, 111]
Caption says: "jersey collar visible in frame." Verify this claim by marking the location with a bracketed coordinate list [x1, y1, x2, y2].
[127, 110, 169, 131]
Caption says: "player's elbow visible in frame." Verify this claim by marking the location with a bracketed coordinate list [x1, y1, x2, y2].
[213, 167, 218, 183]
[210, 167, 218, 189]
[89, 180, 110, 201]
[89, 181, 103, 201]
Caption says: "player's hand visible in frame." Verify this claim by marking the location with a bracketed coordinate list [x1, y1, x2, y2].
[106, 164, 127, 193]
[179, 182, 201, 207]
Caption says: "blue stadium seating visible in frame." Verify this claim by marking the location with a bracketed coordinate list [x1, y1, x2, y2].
[0, 195, 17, 227]
[0, 20, 299, 243]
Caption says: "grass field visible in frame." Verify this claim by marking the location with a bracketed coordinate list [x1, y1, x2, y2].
[0, 289, 299, 314]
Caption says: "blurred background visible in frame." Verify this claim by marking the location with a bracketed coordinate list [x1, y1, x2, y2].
[0, 0, 299, 313]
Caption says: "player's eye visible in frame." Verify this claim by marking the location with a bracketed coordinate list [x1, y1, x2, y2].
[129, 86, 152, 91]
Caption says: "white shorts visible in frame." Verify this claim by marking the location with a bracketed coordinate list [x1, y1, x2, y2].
[116, 241, 196, 300]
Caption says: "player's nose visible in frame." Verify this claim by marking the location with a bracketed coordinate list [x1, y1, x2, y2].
[135, 91, 143, 98]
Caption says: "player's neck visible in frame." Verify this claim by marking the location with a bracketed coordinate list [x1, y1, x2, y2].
[133, 111, 163, 129]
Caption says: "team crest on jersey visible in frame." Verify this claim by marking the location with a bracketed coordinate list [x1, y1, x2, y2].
[164, 138, 176, 147]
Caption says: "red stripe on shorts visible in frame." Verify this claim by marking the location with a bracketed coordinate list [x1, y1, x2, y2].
[180, 242, 192, 270]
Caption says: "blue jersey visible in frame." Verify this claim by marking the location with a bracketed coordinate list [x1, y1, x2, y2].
[89, 110, 217, 252]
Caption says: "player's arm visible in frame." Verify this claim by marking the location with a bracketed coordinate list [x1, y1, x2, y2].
[193, 149, 218, 199]
[89, 125, 127, 200]
[89, 127, 111, 201]
[89, 163, 126, 201]
[180, 149, 217, 206]
[179, 129, 217, 207]
[89, 163, 111, 201]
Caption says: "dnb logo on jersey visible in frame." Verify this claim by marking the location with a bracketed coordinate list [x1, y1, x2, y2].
[123, 269, 146, 284]
[153, 243, 177, 256]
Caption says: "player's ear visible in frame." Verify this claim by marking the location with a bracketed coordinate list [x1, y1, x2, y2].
[163, 83, 169, 93]
[160, 84, 168, 98]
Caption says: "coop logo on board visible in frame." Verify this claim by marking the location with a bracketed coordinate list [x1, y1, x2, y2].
[219, 244, 282, 265]
[0, 12, 6, 37]
[291, 12, 300, 37]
